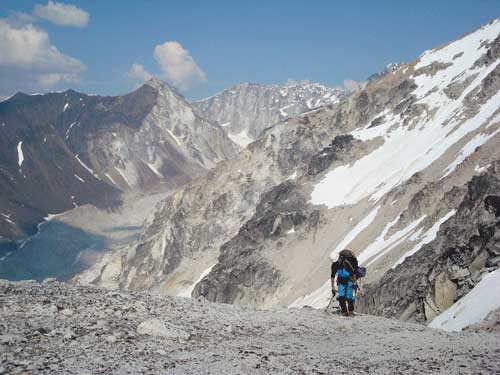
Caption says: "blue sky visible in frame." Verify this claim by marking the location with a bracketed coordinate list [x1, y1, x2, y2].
[1, 1, 499, 100]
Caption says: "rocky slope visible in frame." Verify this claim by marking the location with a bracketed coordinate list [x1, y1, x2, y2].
[1, 279, 500, 375]
[0, 78, 237, 249]
[357, 161, 500, 327]
[78, 19, 500, 330]
[192, 81, 346, 147]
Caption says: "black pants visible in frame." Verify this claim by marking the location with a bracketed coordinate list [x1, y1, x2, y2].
[338, 297, 354, 314]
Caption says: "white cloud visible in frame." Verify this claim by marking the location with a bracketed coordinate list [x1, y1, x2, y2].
[0, 19, 86, 95]
[37, 72, 80, 87]
[127, 63, 153, 83]
[0, 20, 85, 72]
[153, 41, 206, 89]
[4, 11, 36, 27]
[33, 1, 89, 28]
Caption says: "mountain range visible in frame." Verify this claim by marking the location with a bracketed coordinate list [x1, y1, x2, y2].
[1, 18, 500, 334]
[193, 81, 346, 147]
[76, 19, 500, 331]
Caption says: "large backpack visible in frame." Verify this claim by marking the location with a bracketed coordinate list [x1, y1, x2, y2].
[339, 250, 366, 279]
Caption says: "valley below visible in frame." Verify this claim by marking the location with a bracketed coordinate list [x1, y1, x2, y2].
[0, 191, 166, 282]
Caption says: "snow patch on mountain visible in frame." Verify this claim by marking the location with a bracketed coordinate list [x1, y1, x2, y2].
[74, 174, 85, 183]
[330, 206, 380, 260]
[363, 217, 426, 266]
[442, 129, 500, 178]
[114, 167, 130, 186]
[393, 209, 457, 268]
[429, 268, 500, 332]
[65, 122, 78, 140]
[104, 173, 117, 185]
[166, 129, 181, 146]
[177, 263, 217, 298]
[17, 141, 24, 168]
[144, 161, 163, 178]
[227, 129, 253, 148]
[75, 155, 101, 181]
[311, 53, 500, 208]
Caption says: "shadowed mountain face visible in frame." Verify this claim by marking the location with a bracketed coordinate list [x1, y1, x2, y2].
[0, 79, 238, 247]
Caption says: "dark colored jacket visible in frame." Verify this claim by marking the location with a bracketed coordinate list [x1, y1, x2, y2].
[331, 256, 359, 282]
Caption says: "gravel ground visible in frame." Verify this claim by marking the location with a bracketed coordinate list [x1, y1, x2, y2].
[1, 279, 499, 374]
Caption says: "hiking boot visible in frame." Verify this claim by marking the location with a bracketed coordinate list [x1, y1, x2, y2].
[342, 311, 349, 317]
[348, 311, 355, 317]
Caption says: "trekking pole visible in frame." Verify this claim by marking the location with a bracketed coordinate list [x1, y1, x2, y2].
[324, 295, 334, 313]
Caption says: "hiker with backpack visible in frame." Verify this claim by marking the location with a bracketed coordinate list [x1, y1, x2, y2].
[330, 249, 362, 317]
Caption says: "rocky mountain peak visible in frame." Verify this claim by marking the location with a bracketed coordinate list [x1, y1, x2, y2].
[192, 80, 347, 147]
[0, 78, 238, 249]
[143, 77, 179, 95]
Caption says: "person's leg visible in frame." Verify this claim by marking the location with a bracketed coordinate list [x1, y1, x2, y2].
[346, 282, 355, 315]
[337, 283, 348, 315]
[338, 297, 348, 315]
[347, 299, 355, 314]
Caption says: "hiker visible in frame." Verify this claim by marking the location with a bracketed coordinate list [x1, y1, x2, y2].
[331, 249, 359, 316]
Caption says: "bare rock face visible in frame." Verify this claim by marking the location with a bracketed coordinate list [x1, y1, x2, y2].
[433, 272, 457, 311]
[307, 135, 359, 176]
[192, 81, 347, 147]
[0, 78, 237, 250]
[194, 181, 313, 305]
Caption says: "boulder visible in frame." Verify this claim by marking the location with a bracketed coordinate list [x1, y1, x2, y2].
[469, 251, 489, 273]
[450, 268, 470, 280]
[434, 272, 457, 311]
[486, 255, 500, 267]
[137, 319, 190, 340]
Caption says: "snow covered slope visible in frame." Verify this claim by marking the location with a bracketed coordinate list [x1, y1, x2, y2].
[77, 20, 500, 331]
[429, 268, 500, 332]
[193, 81, 347, 147]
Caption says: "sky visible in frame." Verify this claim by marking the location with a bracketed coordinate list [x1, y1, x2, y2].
[0, 1, 499, 101]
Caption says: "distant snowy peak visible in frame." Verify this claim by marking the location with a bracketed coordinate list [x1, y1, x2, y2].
[193, 81, 347, 148]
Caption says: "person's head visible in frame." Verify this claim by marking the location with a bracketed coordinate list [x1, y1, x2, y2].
[339, 249, 354, 259]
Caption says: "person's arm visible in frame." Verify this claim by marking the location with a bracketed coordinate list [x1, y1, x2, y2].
[330, 262, 338, 294]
